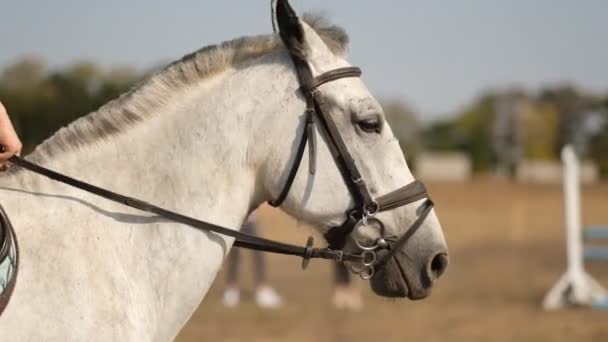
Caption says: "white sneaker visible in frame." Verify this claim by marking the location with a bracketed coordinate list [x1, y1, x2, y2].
[255, 285, 283, 309]
[222, 287, 240, 308]
[332, 286, 363, 312]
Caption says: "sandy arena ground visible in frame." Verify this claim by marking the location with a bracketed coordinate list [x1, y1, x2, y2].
[177, 178, 608, 342]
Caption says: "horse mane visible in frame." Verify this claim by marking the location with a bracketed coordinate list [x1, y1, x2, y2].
[27, 14, 349, 163]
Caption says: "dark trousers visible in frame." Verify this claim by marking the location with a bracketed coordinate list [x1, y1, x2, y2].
[226, 219, 266, 285]
[226, 218, 351, 286]
[334, 262, 352, 285]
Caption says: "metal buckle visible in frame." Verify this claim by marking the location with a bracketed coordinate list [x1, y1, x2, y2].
[365, 200, 380, 217]
[360, 200, 379, 226]
[334, 250, 344, 262]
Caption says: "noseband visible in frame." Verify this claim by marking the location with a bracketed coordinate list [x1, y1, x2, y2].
[267, 53, 434, 279]
[6, 51, 433, 281]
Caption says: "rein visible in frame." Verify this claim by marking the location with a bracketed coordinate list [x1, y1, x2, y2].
[7, 155, 362, 268]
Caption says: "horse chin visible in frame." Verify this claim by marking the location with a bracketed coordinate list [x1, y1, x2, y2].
[370, 261, 409, 298]
[369, 253, 431, 300]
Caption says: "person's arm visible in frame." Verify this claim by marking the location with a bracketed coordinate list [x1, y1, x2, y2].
[0, 101, 22, 165]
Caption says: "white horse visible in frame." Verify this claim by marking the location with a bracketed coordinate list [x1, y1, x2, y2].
[0, 1, 448, 340]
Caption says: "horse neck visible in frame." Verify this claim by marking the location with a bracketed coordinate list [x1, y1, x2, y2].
[15, 61, 287, 224]
[3, 54, 302, 338]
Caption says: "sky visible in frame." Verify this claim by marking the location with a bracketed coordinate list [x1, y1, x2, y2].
[1, 0, 607, 121]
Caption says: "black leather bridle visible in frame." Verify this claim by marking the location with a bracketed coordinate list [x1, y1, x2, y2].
[4, 50, 433, 280]
[265, 51, 434, 278]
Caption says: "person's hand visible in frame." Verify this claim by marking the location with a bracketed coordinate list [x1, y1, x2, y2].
[0, 101, 22, 169]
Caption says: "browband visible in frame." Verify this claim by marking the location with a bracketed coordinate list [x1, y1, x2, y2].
[301, 67, 362, 92]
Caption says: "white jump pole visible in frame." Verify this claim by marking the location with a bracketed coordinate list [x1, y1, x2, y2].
[542, 145, 607, 309]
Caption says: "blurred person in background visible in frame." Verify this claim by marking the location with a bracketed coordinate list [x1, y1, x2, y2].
[332, 262, 363, 311]
[222, 211, 283, 309]
[0, 100, 22, 167]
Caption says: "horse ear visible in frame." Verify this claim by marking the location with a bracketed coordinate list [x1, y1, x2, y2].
[275, 0, 308, 58]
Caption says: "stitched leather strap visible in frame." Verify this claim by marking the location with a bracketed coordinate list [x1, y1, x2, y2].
[376, 199, 434, 266]
[267, 107, 313, 207]
[302, 67, 362, 92]
[376, 181, 428, 212]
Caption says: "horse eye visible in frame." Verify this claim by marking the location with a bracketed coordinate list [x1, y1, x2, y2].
[357, 117, 381, 133]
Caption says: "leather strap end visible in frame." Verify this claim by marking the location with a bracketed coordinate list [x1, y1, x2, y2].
[307, 121, 316, 175]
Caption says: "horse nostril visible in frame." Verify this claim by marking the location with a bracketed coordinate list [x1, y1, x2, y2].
[429, 253, 449, 280]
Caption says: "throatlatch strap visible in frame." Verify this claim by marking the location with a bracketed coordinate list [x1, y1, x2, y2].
[268, 108, 312, 208]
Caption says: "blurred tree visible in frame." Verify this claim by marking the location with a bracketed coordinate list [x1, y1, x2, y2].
[0, 57, 49, 147]
[422, 87, 607, 178]
[420, 92, 497, 173]
[587, 100, 608, 177]
[0, 56, 139, 153]
[493, 92, 525, 177]
[65, 61, 103, 95]
[423, 119, 467, 152]
[538, 85, 593, 156]
[0, 56, 47, 94]
[521, 101, 559, 161]
[452, 92, 497, 172]
[105, 65, 140, 87]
